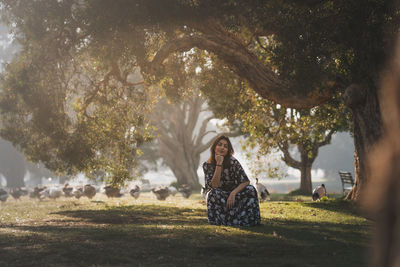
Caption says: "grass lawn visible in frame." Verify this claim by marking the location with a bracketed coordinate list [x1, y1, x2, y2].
[0, 192, 371, 266]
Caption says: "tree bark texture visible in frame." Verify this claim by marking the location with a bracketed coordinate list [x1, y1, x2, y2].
[155, 98, 203, 190]
[299, 163, 312, 193]
[344, 84, 383, 201]
[280, 141, 319, 194]
[361, 37, 400, 267]
[298, 143, 317, 193]
[153, 95, 236, 190]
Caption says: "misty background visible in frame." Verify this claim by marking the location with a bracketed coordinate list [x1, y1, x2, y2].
[0, 23, 354, 194]
[145, 131, 354, 193]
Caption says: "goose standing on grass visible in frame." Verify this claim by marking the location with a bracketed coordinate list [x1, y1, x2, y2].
[62, 183, 74, 197]
[30, 186, 46, 200]
[104, 186, 123, 198]
[129, 185, 141, 199]
[178, 184, 192, 198]
[83, 184, 96, 199]
[10, 188, 24, 200]
[0, 188, 9, 202]
[152, 186, 170, 200]
[312, 184, 327, 201]
[72, 186, 83, 199]
[255, 178, 270, 202]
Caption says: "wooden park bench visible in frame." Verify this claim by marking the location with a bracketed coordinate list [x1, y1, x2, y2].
[338, 171, 355, 195]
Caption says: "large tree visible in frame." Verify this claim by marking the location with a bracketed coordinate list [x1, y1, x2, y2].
[0, 1, 397, 199]
[243, 96, 350, 193]
[0, 11, 155, 185]
[151, 96, 213, 190]
[199, 59, 351, 193]
[151, 92, 239, 190]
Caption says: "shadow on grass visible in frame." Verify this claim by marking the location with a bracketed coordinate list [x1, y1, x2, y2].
[269, 193, 344, 202]
[54, 204, 209, 226]
[0, 204, 371, 267]
[300, 199, 364, 217]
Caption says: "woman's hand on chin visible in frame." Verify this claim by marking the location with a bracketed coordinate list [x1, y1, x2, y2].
[215, 154, 224, 165]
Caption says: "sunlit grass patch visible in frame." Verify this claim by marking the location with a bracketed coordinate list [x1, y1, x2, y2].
[0, 193, 371, 266]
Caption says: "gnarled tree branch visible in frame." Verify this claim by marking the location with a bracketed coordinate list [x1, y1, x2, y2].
[145, 21, 332, 109]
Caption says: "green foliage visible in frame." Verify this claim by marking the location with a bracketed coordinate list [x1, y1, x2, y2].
[254, 0, 395, 93]
[320, 196, 330, 202]
[245, 149, 288, 179]
[242, 90, 351, 158]
[0, 2, 157, 184]
[199, 56, 351, 179]
[0, 0, 397, 186]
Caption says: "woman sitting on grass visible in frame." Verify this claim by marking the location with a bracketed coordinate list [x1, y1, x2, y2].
[203, 135, 261, 226]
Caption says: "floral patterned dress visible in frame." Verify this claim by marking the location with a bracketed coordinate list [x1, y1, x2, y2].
[203, 157, 261, 226]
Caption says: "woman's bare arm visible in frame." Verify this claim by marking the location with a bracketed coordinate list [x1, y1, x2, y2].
[227, 181, 250, 208]
[210, 165, 222, 188]
[210, 154, 224, 188]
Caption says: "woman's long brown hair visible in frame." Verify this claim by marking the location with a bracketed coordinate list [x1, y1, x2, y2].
[207, 135, 234, 168]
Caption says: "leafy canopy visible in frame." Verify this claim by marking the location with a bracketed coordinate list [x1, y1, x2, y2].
[0, 0, 396, 183]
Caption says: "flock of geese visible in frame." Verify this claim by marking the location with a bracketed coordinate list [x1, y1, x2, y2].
[0, 178, 327, 203]
[0, 183, 194, 202]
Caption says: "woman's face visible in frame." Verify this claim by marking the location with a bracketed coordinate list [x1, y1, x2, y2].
[215, 139, 229, 156]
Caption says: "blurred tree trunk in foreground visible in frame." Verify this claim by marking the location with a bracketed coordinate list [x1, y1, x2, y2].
[362, 36, 400, 267]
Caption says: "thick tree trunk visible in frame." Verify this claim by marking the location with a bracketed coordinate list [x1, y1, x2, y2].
[281, 142, 316, 194]
[153, 95, 240, 191]
[298, 145, 314, 193]
[344, 84, 382, 201]
[169, 162, 201, 190]
[4, 173, 25, 188]
[160, 138, 202, 190]
[299, 163, 312, 193]
[362, 40, 400, 267]
[153, 96, 215, 190]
